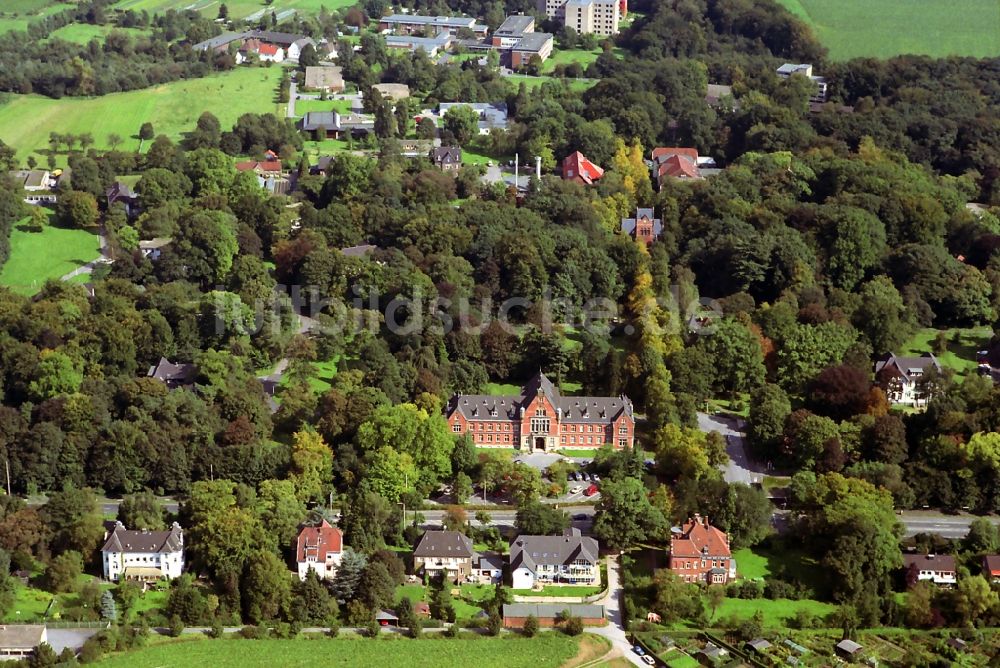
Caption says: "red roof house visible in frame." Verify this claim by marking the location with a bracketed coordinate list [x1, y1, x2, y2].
[985, 555, 1000, 583]
[669, 514, 733, 584]
[235, 160, 283, 176]
[651, 147, 700, 187]
[562, 151, 604, 185]
[295, 519, 343, 581]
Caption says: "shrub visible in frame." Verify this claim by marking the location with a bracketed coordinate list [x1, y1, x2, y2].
[327, 622, 340, 637]
[523, 614, 539, 638]
[168, 616, 185, 638]
[240, 625, 263, 639]
[486, 612, 502, 636]
[443, 623, 460, 638]
[764, 578, 797, 600]
[366, 620, 380, 638]
[562, 615, 584, 636]
[78, 638, 103, 664]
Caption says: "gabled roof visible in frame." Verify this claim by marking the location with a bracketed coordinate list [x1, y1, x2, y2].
[235, 160, 282, 173]
[413, 530, 474, 559]
[562, 151, 603, 185]
[147, 357, 197, 385]
[107, 181, 136, 201]
[432, 146, 462, 164]
[984, 554, 1000, 574]
[296, 519, 343, 563]
[446, 371, 634, 425]
[621, 207, 663, 238]
[651, 147, 698, 163]
[246, 30, 307, 46]
[101, 522, 183, 554]
[670, 515, 730, 559]
[875, 353, 942, 383]
[903, 553, 956, 572]
[509, 528, 598, 574]
[0, 625, 46, 650]
[657, 154, 699, 179]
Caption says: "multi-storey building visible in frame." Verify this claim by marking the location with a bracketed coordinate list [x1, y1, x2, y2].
[540, 0, 622, 35]
[295, 519, 343, 581]
[413, 530, 476, 581]
[101, 522, 184, 583]
[445, 372, 635, 451]
[509, 528, 600, 589]
[669, 515, 735, 584]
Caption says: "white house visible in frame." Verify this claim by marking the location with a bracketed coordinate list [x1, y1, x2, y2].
[0, 625, 46, 661]
[295, 519, 343, 581]
[509, 528, 600, 589]
[875, 352, 942, 406]
[287, 37, 316, 61]
[101, 522, 184, 583]
[903, 554, 957, 586]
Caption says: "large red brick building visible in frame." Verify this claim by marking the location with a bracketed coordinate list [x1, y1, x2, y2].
[669, 515, 735, 584]
[445, 372, 634, 451]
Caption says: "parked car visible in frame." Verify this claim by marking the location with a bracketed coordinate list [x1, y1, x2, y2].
[584, 484, 599, 497]
[569, 472, 579, 481]
[592, 474, 601, 482]
[581, 473, 591, 482]
[572, 513, 589, 520]
[632, 646, 645, 656]
[569, 485, 583, 495]
[642, 655, 655, 665]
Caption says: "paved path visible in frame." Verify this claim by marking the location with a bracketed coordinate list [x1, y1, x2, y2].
[287, 81, 297, 118]
[60, 224, 108, 282]
[588, 555, 644, 667]
[696, 412, 765, 485]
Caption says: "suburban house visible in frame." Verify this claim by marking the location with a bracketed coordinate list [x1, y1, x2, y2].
[444, 371, 635, 451]
[235, 160, 283, 178]
[147, 357, 197, 390]
[650, 147, 700, 187]
[475, 553, 504, 584]
[378, 14, 488, 37]
[437, 102, 508, 134]
[431, 146, 462, 171]
[287, 37, 316, 61]
[983, 555, 1000, 583]
[101, 521, 185, 583]
[620, 207, 662, 244]
[509, 528, 600, 589]
[138, 237, 171, 261]
[303, 65, 345, 92]
[295, 519, 343, 581]
[302, 111, 374, 139]
[106, 181, 139, 217]
[874, 352, 942, 406]
[669, 515, 735, 584]
[9, 169, 65, 204]
[776, 63, 828, 103]
[412, 530, 476, 581]
[562, 151, 604, 185]
[538, 0, 623, 35]
[241, 39, 284, 62]
[502, 603, 606, 629]
[0, 625, 47, 661]
[903, 553, 957, 586]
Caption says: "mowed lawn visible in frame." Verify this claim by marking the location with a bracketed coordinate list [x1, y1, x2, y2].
[776, 0, 1000, 60]
[0, 1, 75, 34]
[710, 596, 836, 627]
[110, 0, 359, 21]
[93, 636, 584, 668]
[0, 217, 101, 295]
[0, 66, 285, 163]
[47, 23, 150, 44]
[898, 326, 992, 379]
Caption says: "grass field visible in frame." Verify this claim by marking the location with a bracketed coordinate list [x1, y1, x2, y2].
[776, 0, 1000, 60]
[0, 2, 75, 34]
[293, 98, 354, 117]
[94, 635, 584, 667]
[0, 66, 285, 164]
[0, 215, 101, 295]
[395, 582, 493, 619]
[505, 75, 597, 93]
[710, 596, 836, 627]
[48, 23, 150, 44]
[110, 0, 360, 21]
[510, 585, 602, 597]
[7, 581, 54, 622]
[898, 326, 992, 380]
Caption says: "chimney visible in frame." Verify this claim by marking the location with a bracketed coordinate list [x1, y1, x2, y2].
[535, 155, 541, 179]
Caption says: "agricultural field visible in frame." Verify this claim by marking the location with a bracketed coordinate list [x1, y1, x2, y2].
[47, 22, 150, 44]
[0, 66, 285, 165]
[0, 214, 101, 295]
[0, 1, 74, 34]
[110, 0, 360, 22]
[93, 635, 586, 668]
[776, 0, 1000, 60]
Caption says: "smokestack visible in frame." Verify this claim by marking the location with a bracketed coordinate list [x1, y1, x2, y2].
[535, 155, 541, 180]
[514, 153, 518, 190]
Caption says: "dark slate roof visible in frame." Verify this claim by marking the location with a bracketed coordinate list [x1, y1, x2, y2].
[621, 207, 663, 237]
[502, 603, 604, 619]
[447, 371, 633, 424]
[107, 181, 136, 200]
[875, 353, 942, 382]
[432, 146, 462, 164]
[147, 357, 197, 385]
[509, 528, 598, 573]
[340, 244, 378, 257]
[101, 522, 183, 554]
[246, 30, 308, 46]
[903, 553, 956, 572]
[192, 31, 248, 51]
[413, 530, 474, 558]
[476, 552, 505, 571]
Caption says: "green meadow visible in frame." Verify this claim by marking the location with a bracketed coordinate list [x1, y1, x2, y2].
[776, 0, 1000, 60]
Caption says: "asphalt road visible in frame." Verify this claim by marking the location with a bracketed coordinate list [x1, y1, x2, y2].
[696, 412, 763, 485]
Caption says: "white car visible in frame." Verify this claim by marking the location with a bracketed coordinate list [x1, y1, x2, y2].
[569, 486, 583, 495]
[641, 656, 655, 665]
